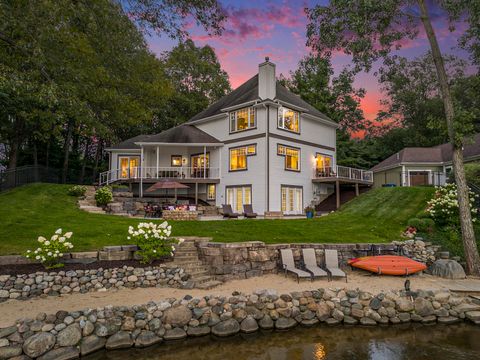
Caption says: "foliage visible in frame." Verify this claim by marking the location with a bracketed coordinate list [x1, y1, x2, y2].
[95, 186, 113, 206]
[426, 184, 478, 227]
[128, 222, 182, 264]
[407, 218, 435, 233]
[24, 228, 74, 269]
[0, 184, 434, 255]
[449, 162, 480, 188]
[67, 185, 87, 197]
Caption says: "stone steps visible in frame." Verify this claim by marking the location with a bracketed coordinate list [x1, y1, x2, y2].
[78, 186, 107, 214]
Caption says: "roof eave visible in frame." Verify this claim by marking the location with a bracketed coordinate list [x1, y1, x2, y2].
[134, 142, 224, 147]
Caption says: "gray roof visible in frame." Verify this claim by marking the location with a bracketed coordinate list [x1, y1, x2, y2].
[371, 133, 480, 172]
[188, 75, 335, 125]
[109, 134, 151, 150]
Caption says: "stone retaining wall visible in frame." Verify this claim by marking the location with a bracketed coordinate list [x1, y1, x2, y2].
[0, 288, 479, 359]
[162, 210, 198, 221]
[196, 240, 442, 282]
[0, 266, 188, 302]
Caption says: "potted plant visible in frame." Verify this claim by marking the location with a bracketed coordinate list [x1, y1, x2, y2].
[304, 206, 315, 219]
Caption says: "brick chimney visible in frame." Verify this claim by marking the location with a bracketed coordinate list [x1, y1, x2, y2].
[258, 57, 276, 100]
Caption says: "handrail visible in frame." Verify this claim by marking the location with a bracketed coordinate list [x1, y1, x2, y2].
[313, 165, 373, 183]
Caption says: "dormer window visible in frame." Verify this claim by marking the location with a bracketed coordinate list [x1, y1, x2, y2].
[230, 106, 256, 133]
[278, 107, 300, 133]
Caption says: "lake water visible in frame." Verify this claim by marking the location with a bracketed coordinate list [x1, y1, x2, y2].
[85, 323, 480, 360]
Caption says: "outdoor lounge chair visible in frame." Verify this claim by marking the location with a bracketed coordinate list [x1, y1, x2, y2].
[302, 248, 328, 279]
[324, 249, 347, 282]
[280, 249, 312, 283]
[243, 204, 257, 218]
[222, 204, 239, 219]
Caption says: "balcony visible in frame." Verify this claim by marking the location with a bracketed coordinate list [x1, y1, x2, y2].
[312, 165, 373, 184]
[99, 166, 220, 186]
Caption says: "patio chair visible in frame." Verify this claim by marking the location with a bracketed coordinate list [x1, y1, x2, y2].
[222, 204, 239, 219]
[324, 249, 347, 282]
[280, 249, 312, 283]
[302, 249, 328, 279]
[243, 204, 257, 218]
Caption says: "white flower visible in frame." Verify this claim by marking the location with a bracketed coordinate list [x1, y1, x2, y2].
[153, 250, 157, 253]
[127, 236, 131, 240]
[59, 237, 65, 243]
[35, 256, 40, 260]
[160, 221, 168, 229]
[59, 253, 63, 257]
[51, 235, 58, 241]
[55, 228, 62, 234]
[38, 236, 46, 243]
[65, 232, 73, 239]
[47, 252, 52, 256]
[44, 241, 50, 246]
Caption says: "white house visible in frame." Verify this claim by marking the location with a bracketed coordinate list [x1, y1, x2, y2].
[101, 58, 373, 215]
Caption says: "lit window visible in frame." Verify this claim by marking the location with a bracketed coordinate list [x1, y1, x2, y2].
[171, 155, 182, 167]
[207, 184, 216, 200]
[278, 107, 300, 133]
[277, 144, 300, 171]
[226, 186, 251, 213]
[229, 145, 256, 171]
[316, 154, 332, 171]
[230, 106, 256, 133]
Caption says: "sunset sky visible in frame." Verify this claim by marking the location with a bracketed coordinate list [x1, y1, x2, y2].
[146, 0, 473, 129]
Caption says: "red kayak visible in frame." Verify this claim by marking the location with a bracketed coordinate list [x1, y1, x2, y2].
[348, 255, 426, 275]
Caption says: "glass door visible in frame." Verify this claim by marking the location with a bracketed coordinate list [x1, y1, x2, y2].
[119, 156, 139, 179]
[191, 153, 209, 178]
[281, 186, 303, 214]
[226, 186, 251, 213]
[316, 154, 333, 177]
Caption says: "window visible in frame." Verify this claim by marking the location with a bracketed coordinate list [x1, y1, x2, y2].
[278, 107, 300, 133]
[281, 186, 303, 214]
[119, 156, 139, 178]
[190, 153, 209, 178]
[277, 144, 300, 171]
[230, 106, 256, 133]
[207, 184, 216, 200]
[171, 155, 182, 167]
[226, 186, 252, 213]
[315, 153, 333, 176]
[229, 144, 256, 171]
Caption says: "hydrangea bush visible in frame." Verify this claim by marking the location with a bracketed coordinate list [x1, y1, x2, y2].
[95, 186, 113, 206]
[24, 228, 74, 269]
[128, 221, 183, 264]
[426, 183, 478, 226]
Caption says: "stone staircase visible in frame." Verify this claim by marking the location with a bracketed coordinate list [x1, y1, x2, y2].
[173, 240, 222, 290]
[78, 186, 106, 214]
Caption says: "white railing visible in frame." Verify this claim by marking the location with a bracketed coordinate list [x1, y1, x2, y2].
[99, 166, 220, 185]
[313, 165, 373, 183]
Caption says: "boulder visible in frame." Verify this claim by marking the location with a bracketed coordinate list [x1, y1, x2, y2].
[212, 319, 240, 337]
[57, 324, 82, 347]
[37, 346, 79, 360]
[22, 332, 56, 358]
[258, 315, 274, 330]
[396, 298, 414, 312]
[275, 317, 297, 330]
[187, 326, 211, 337]
[163, 327, 187, 340]
[163, 305, 192, 327]
[0, 346, 22, 359]
[316, 302, 331, 321]
[105, 331, 133, 350]
[428, 260, 466, 279]
[0, 326, 17, 339]
[80, 335, 106, 356]
[414, 298, 434, 317]
[240, 316, 259, 333]
[134, 331, 162, 348]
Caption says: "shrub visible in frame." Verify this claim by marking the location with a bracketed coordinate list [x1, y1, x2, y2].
[448, 162, 480, 188]
[24, 228, 74, 269]
[426, 183, 478, 226]
[67, 185, 87, 197]
[128, 221, 183, 264]
[95, 186, 113, 206]
[407, 218, 435, 233]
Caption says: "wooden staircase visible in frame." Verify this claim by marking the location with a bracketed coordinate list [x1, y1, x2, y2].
[78, 186, 106, 214]
[173, 240, 222, 290]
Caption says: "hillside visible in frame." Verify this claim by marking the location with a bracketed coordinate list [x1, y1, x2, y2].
[0, 184, 435, 254]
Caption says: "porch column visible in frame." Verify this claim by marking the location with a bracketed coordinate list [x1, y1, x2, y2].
[174, 188, 177, 202]
[156, 146, 159, 178]
[140, 146, 144, 198]
[195, 183, 198, 205]
[336, 180, 340, 210]
[203, 146, 206, 179]
[355, 182, 359, 196]
[218, 147, 222, 178]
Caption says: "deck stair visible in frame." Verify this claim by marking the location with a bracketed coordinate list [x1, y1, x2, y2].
[173, 240, 222, 289]
[78, 186, 106, 214]
[315, 185, 370, 213]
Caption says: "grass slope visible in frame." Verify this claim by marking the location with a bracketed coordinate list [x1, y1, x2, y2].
[0, 183, 434, 255]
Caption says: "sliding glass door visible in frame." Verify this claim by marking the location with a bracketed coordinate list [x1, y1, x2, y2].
[226, 186, 252, 213]
[119, 156, 139, 179]
[281, 186, 303, 215]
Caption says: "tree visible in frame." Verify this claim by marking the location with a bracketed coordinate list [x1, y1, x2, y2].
[306, 0, 480, 274]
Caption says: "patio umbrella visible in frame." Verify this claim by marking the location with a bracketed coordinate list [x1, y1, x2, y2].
[145, 179, 189, 202]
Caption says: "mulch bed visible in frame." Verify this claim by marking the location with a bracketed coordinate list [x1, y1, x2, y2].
[0, 258, 173, 277]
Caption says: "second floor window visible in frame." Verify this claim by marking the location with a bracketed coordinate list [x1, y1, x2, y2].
[230, 106, 256, 133]
[229, 145, 256, 171]
[278, 144, 300, 171]
[278, 107, 300, 133]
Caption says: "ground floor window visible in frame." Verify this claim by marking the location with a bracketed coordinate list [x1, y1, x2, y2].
[226, 186, 252, 213]
[207, 184, 216, 200]
[119, 156, 139, 178]
[281, 186, 303, 214]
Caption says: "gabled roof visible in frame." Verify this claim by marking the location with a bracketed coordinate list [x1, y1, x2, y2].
[138, 125, 221, 144]
[187, 75, 336, 125]
[108, 134, 152, 150]
[371, 133, 480, 172]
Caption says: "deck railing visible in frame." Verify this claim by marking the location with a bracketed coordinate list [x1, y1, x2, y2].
[313, 165, 373, 183]
[99, 166, 220, 185]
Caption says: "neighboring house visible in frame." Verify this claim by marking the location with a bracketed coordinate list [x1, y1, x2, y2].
[101, 58, 372, 215]
[371, 133, 480, 187]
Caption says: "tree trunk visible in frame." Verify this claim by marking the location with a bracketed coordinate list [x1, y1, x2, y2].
[79, 138, 90, 184]
[418, 0, 480, 275]
[62, 119, 74, 184]
[7, 140, 19, 169]
[32, 139, 39, 182]
[92, 139, 103, 184]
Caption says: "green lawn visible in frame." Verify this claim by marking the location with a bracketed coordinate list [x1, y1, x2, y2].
[0, 183, 435, 255]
